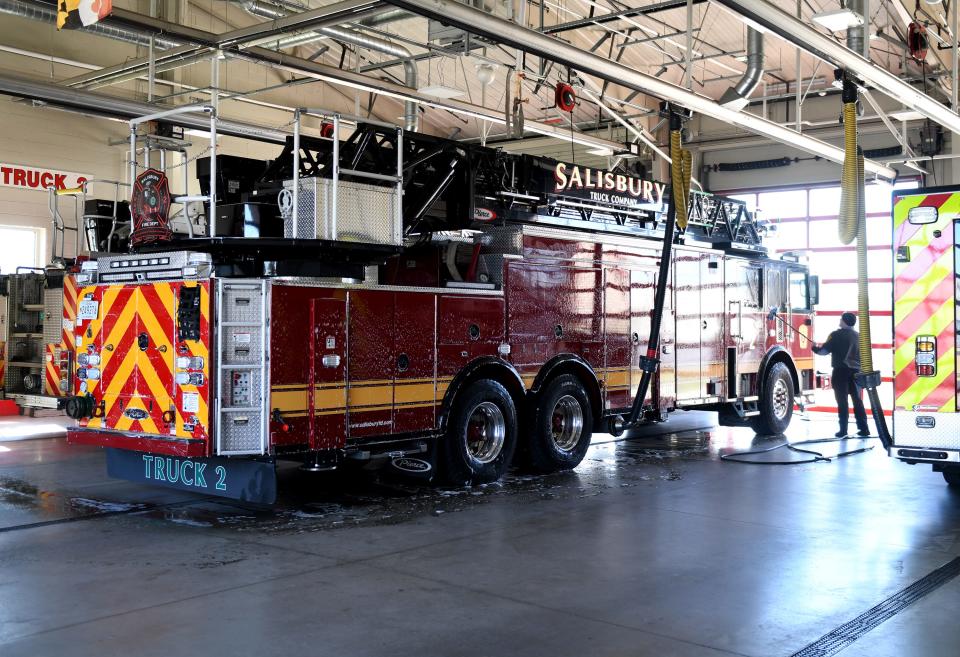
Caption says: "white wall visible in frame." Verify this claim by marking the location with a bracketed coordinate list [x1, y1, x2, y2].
[0, 97, 128, 269]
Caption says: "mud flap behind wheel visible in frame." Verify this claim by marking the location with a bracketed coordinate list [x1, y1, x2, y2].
[106, 448, 277, 503]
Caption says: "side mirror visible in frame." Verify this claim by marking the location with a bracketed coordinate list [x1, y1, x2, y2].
[809, 275, 820, 307]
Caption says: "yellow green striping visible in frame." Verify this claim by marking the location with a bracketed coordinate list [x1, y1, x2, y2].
[894, 298, 954, 375]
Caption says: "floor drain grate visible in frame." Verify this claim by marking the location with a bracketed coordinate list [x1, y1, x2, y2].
[790, 556, 960, 657]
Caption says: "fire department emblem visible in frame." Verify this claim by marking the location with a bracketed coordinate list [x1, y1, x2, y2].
[130, 169, 172, 246]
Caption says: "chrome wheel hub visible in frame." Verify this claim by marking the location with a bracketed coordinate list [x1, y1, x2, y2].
[550, 394, 584, 452]
[772, 378, 790, 420]
[465, 401, 506, 464]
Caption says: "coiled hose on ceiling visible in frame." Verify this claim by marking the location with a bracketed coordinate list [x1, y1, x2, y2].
[838, 78, 891, 449]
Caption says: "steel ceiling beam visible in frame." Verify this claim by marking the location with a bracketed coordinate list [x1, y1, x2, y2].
[385, 0, 896, 179]
[221, 0, 386, 46]
[0, 72, 288, 142]
[543, 0, 707, 34]
[711, 0, 960, 141]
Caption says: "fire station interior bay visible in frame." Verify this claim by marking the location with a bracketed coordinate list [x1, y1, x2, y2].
[2, 3, 960, 656]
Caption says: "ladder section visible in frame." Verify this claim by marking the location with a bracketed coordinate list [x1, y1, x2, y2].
[215, 279, 270, 456]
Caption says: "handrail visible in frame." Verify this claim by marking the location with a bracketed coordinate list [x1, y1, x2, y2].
[129, 104, 217, 238]
[289, 107, 403, 242]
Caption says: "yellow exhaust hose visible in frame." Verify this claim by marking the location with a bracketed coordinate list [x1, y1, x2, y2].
[670, 129, 692, 229]
[838, 98, 874, 374]
[837, 76, 890, 448]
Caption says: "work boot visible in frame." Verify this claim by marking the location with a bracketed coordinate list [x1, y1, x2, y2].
[857, 429, 871, 437]
[835, 430, 847, 438]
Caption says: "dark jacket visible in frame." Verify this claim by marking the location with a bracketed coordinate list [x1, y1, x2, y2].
[813, 326, 861, 370]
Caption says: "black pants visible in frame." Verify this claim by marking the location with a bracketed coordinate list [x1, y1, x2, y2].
[833, 367, 869, 434]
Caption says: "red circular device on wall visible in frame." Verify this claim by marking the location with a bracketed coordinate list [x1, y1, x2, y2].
[555, 82, 576, 112]
[908, 22, 928, 61]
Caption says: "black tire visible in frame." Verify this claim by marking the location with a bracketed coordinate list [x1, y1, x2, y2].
[440, 379, 517, 485]
[525, 374, 593, 473]
[750, 362, 794, 435]
[943, 469, 960, 487]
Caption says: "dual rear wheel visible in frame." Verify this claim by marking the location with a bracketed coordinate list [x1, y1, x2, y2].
[439, 374, 594, 485]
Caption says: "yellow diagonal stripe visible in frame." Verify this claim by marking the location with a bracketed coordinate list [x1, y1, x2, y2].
[897, 347, 955, 407]
[894, 249, 953, 325]
[894, 298, 954, 375]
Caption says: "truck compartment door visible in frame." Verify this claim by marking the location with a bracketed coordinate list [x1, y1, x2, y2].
[310, 297, 347, 450]
[673, 252, 701, 400]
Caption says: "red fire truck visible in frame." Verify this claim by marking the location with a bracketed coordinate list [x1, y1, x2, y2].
[65, 113, 819, 502]
[890, 185, 960, 486]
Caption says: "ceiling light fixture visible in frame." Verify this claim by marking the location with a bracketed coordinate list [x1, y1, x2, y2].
[811, 8, 864, 32]
[888, 109, 926, 121]
[418, 84, 466, 99]
[587, 147, 614, 156]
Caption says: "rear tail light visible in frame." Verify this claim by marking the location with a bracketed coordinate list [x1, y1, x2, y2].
[916, 335, 937, 376]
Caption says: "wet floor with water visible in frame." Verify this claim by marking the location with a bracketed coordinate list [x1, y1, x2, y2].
[1, 411, 959, 656]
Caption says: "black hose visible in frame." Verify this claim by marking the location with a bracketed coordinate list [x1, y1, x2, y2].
[627, 108, 685, 426]
[720, 435, 877, 465]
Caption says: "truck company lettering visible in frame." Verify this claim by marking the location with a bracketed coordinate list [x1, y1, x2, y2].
[0, 163, 89, 192]
[553, 163, 665, 205]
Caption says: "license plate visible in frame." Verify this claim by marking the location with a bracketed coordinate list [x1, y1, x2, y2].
[106, 449, 276, 504]
[77, 299, 99, 321]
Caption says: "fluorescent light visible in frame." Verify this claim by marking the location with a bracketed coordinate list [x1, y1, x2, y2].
[889, 109, 926, 121]
[811, 9, 864, 32]
[418, 84, 465, 99]
[587, 147, 614, 156]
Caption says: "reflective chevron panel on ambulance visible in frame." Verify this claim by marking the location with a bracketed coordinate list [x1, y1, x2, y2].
[892, 188, 958, 449]
[74, 281, 211, 442]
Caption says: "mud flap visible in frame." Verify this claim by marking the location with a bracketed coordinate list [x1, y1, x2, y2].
[106, 448, 277, 503]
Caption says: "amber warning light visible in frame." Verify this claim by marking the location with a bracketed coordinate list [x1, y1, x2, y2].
[916, 335, 937, 377]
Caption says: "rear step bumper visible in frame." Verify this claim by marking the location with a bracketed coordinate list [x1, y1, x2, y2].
[893, 448, 960, 464]
[68, 428, 208, 458]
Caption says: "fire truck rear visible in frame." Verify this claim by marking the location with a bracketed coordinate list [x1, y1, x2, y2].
[891, 185, 960, 485]
[65, 109, 819, 503]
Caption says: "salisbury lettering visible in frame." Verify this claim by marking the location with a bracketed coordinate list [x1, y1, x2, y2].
[553, 163, 666, 205]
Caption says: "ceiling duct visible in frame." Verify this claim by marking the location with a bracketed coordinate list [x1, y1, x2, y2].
[719, 27, 763, 111]
[239, 0, 419, 131]
[0, 0, 181, 49]
[711, 0, 960, 145]
[846, 0, 865, 56]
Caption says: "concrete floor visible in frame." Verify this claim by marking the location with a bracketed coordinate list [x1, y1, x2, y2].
[1, 412, 959, 657]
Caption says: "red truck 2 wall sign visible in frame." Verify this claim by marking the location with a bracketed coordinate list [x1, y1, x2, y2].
[0, 163, 89, 192]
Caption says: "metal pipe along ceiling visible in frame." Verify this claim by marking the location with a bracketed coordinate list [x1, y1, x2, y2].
[710, 0, 960, 141]
[0, 71, 288, 141]
[240, 0, 419, 131]
[0, 0, 181, 49]
[719, 27, 763, 110]
[385, 0, 896, 179]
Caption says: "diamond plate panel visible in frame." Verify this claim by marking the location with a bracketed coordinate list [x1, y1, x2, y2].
[283, 177, 400, 245]
[42, 287, 63, 345]
[893, 411, 960, 449]
[221, 285, 262, 324]
[221, 326, 263, 366]
[220, 410, 264, 453]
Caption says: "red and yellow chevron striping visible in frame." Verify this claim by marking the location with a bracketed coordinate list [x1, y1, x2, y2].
[77, 281, 210, 440]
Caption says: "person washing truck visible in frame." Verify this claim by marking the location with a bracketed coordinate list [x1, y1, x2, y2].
[813, 312, 871, 438]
